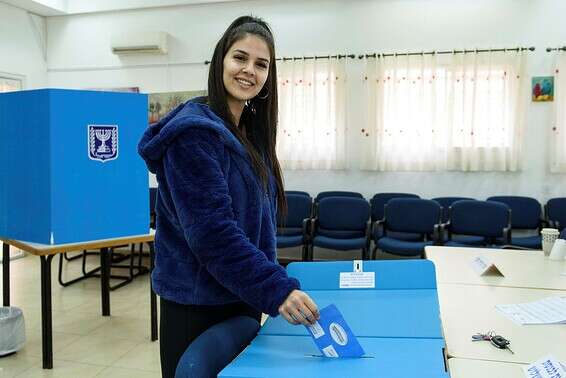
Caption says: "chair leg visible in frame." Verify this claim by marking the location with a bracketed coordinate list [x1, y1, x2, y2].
[309, 244, 314, 261]
[371, 245, 377, 260]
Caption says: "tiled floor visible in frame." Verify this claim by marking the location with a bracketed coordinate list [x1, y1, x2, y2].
[1, 248, 161, 377]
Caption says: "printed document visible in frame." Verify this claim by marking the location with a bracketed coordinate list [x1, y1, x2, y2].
[496, 296, 566, 325]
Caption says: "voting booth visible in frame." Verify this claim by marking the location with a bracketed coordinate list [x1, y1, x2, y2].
[0, 89, 149, 244]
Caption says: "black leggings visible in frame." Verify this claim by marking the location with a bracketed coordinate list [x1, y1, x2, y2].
[159, 297, 261, 378]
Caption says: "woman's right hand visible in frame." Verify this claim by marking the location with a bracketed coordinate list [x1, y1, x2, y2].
[278, 289, 320, 326]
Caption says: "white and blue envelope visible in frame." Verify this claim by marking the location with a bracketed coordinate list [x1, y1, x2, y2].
[305, 304, 365, 358]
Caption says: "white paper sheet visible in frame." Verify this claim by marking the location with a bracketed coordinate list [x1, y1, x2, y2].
[523, 355, 566, 378]
[496, 296, 566, 325]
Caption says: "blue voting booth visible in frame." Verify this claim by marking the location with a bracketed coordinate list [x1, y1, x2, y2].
[0, 89, 149, 244]
[219, 260, 448, 378]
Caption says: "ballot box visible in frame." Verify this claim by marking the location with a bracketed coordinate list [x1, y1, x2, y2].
[0, 88, 149, 244]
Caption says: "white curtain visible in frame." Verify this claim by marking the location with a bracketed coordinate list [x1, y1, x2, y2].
[360, 50, 526, 171]
[551, 52, 566, 172]
[276, 57, 347, 170]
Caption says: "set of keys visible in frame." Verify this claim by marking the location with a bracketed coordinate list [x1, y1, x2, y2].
[471, 331, 514, 354]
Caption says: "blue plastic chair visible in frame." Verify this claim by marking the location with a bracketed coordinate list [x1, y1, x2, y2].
[175, 316, 260, 378]
[308, 197, 371, 261]
[315, 191, 364, 202]
[277, 194, 312, 261]
[546, 197, 566, 231]
[443, 200, 511, 247]
[487, 196, 543, 249]
[432, 197, 483, 245]
[313, 191, 364, 217]
[375, 199, 442, 259]
[370, 193, 421, 242]
[432, 197, 474, 223]
[285, 190, 310, 197]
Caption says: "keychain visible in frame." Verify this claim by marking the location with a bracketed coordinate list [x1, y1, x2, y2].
[471, 332, 514, 354]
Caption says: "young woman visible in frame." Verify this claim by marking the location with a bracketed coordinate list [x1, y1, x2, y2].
[138, 16, 319, 377]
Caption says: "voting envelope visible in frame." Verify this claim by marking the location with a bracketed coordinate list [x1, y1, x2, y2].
[305, 304, 365, 358]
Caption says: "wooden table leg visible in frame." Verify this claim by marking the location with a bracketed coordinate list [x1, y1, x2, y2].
[149, 242, 158, 341]
[100, 247, 110, 316]
[3, 243, 9, 306]
[40, 255, 54, 369]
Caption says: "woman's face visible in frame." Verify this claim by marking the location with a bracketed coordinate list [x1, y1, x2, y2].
[223, 34, 270, 106]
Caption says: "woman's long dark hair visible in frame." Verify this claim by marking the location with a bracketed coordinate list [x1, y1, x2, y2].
[208, 15, 287, 218]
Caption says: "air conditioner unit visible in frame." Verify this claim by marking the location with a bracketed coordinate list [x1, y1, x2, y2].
[111, 31, 168, 55]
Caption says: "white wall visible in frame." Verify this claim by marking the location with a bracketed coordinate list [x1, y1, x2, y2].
[0, 2, 47, 89]
[46, 0, 566, 202]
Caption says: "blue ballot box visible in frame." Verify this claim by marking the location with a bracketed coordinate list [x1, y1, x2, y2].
[219, 335, 449, 378]
[0, 88, 149, 244]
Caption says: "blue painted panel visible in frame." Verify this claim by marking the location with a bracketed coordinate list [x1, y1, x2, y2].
[0, 90, 51, 242]
[49, 89, 148, 243]
[220, 336, 448, 378]
[286, 260, 437, 290]
[259, 289, 442, 338]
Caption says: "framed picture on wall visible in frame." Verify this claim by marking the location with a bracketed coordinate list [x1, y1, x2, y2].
[86, 87, 140, 93]
[0, 72, 25, 93]
[148, 90, 207, 123]
[532, 76, 554, 102]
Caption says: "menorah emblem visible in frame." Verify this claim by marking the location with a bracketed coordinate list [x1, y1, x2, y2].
[88, 125, 119, 162]
[95, 130, 112, 153]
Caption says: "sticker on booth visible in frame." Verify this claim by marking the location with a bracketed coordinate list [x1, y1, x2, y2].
[88, 125, 119, 162]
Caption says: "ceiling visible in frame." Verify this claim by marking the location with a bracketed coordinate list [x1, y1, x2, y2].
[1, 0, 244, 16]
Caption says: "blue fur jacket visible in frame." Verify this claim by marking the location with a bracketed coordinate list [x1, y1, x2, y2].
[138, 99, 299, 316]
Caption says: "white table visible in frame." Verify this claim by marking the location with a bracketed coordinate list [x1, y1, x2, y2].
[448, 358, 526, 378]
[425, 246, 566, 290]
[439, 283, 566, 364]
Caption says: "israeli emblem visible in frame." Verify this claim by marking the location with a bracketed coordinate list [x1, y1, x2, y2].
[88, 125, 119, 162]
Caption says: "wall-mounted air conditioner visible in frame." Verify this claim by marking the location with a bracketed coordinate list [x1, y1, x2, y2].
[111, 31, 168, 55]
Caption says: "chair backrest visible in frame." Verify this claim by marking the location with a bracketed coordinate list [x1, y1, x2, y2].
[487, 196, 542, 229]
[432, 196, 474, 223]
[385, 198, 441, 234]
[315, 191, 364, 203]
[370, 192, 420, 221]
[278, 194, 312, 230]
[546, 197, 566, 231]
[285, 190, 310, 197]
[449, 200, 510, 237]
[317, 197, 370, 238]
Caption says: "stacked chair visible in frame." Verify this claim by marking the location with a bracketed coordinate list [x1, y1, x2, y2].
[546, 197, 566, 231]
[276, 192, 312, 262]
[432, 197, 483, 245]
[307, 196, 371, 261]
[374, 198, 442, 259]
[370, 193, 421, 243]
[487, 196, 543, 249]
[441, 200, 511, 247]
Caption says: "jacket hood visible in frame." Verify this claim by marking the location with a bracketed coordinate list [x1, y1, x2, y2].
[138, 99, 247, 173]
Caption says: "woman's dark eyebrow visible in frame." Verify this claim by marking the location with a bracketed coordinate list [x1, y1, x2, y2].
[233, 49, 270, 64]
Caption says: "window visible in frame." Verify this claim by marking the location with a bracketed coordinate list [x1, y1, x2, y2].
[276, 58, 347, 170]
[360, 51, 526, 171]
